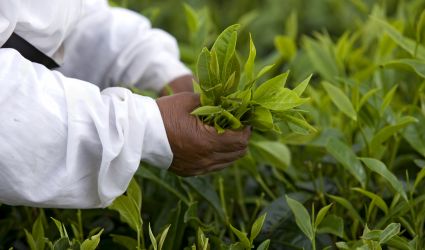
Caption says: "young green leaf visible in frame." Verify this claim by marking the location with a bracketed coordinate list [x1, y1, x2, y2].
[372, 16, 425, 60]
[109, 195, 142, 233]
[369, 116, 418, 153]
[327, 194, 364, 223]
[149, 223, 157, 250]
[257, 239, 271, 250]
[359, 158, 407, 201]
[111, 234, 138, 249]
[250, 141, 291, 170]
[379, 223, 400, 244]
[274, 35, 297, 61]
[383, 59, 425, 78]
[244, 33, 256, 83]
[352, 188, 389, 214]
[211, 24, 240, 69]
[127, 178, 142, 212]
[256, 64, 275, 79]
[380, 85, 398, 115]
[183, 3, 199, 34]
[253, 72, 289, 100]
[158, 225, 171, 250]
[285, 195, 314, 241]
[293, 74, 312, 96]
[250, 213, 267, 243]
[81, 229, 104, 250]
[229, 224, 251, 248]
[315, 203, 333, 229]
[322, 81, 357, 121]
[191, 106, 223, 116]
[316, 214, 345, 238]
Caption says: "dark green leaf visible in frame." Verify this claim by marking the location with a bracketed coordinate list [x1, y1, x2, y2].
[285, 195, 314, 241]
[359, 158, 407, 201]
[326, 138, 366, 186]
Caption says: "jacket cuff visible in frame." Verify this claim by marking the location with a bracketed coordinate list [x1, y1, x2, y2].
[133, 94, 173, 169]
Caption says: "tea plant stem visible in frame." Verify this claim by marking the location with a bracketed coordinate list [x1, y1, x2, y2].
[233, 166, 249, 221]
[254, 175, 276, 200]
[387, 137, 400, 171]
[137, 226, 141, 250]
[77, 210, 83, 241]
[218, 177, 229, 224]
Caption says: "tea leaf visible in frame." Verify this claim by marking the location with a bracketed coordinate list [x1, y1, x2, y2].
[274, 35, 297, 61]
[229, 224, 250, 248]
[283, 113, 317, 134]
[137, 167, 189, 205]
[326, 138, 366, 186]
[352, 188, 389, 214]
[372, 16, 425, 60]
[304, 37, 339, 81]
[358, 88, 380, 111]
[158, 225, 171, 250]
[403, 115, 425, 158]
[149, 223, 157, 250]
[315, 203, 333, 229]
[250, 141, 291, 170]
[32, 214, 45, 250]
[322, 81, 357, 121]
[253, 72, 289, 98]
[293, 74, 312, 96]
[416, 10, 425, 55]
[250, 213, 267, 243]
[127, 178, 142, 211]
[249, 106, 274, 131]
[196, 48, 213, 92]
[184, 177, 226, 222]
[327, 194, 363, 223]
[413, 167, 425, 191]
[244, 33, 256, 83]
[370, 116, 418, 154]
[81, 229, 103, 250]
[285, 195, 314, 241]
[111, 234, 138, 249]
[379, 223, 400, 244]
[359, 158, 407, 201]
[211, 24, 240, 71]
[109, 195, 142, 233]
[183, 3, 199, 34]
[316, 214, 344, 238]
[191, 106, 223, 116]
[24, 230, 36, 250]
[256, 64, 275, 79]
[380, 85, 398, 115]
[384, 59, 425, 79]
[257, 239, 271, 250]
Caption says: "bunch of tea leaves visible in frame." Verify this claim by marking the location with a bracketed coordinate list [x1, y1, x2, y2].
[191, 24, 315, 134]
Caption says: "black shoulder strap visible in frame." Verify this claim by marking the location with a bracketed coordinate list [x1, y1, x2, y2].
[2, 33, 59, 69]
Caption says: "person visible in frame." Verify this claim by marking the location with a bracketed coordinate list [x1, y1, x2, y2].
[0, 0, 250, 208]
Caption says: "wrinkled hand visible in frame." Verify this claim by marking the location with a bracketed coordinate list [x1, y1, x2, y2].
[156, 92, 251, 176]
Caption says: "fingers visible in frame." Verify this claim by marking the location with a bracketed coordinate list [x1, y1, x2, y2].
[203, 125, 251, 152]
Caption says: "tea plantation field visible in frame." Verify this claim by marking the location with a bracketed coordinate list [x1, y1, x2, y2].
[1, 0, 425, 249]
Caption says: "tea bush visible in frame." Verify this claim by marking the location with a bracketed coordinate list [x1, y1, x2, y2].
[1, 0, 425, 249]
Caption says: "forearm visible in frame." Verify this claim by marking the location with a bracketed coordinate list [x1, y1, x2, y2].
[58, 1, 191, 93]
[0, 49, 172, 208]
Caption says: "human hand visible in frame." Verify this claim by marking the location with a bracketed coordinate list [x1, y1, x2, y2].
[160, 75, 194, 96]
[156, 92, 251, 176]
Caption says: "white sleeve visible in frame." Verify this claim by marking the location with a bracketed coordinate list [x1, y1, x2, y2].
[0, 49, 173, 208]
[58, 0, 191, 91]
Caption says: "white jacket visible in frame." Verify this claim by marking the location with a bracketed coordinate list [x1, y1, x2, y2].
[0, 0, 190, 208]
